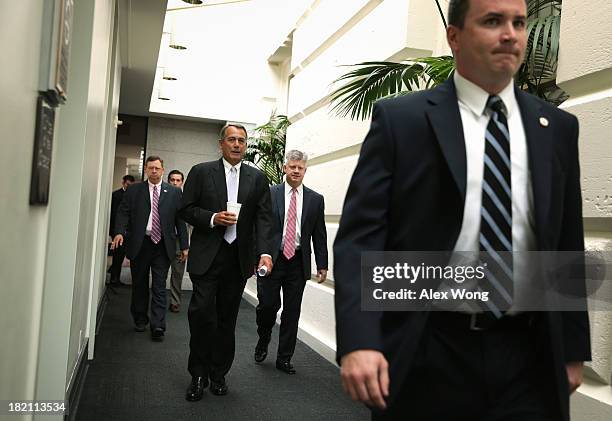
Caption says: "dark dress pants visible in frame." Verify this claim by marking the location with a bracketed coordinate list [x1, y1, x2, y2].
[110, 244, 126, 281]
[129, 236, 171, 331]
[256, 250, 306, 361]
[187, 241, 246, 381]
[372, 312, 560, 421]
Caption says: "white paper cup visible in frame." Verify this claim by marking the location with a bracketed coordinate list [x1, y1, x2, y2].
[226, 201, 242, 219]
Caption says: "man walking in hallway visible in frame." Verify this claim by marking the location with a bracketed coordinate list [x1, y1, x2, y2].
[167, 169, 189, 313]
[334, 0, 591, 420]
[112, 156, 189, 342]
[180, 124, 274, 401]
[109, 174, 135, 285]
[254, 150, 328, 375]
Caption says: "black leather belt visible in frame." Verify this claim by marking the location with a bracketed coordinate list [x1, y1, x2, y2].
[429, 311, 536, 331]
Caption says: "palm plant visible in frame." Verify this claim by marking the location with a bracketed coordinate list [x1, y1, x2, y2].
[330, 0, 564, 120]
[244, 114, 290, 185]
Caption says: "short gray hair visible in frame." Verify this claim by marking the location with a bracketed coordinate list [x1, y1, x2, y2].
[284, 149, 308, 165]
[219, 123, 247, 139]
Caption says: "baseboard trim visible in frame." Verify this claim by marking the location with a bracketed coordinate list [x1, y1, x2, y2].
[65, 343, 89, 421]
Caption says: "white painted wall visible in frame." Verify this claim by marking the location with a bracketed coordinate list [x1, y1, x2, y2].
[0, 0, 120, 416]
[557, 1, 612, 418]
[0, 0, 50, 410]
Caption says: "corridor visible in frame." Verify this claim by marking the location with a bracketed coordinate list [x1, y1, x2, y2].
[74, 285, 369, 420]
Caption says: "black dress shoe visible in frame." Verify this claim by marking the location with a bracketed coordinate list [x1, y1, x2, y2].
[151, 328, 165, 342]
[254, 346, 268, 363]
[209, 379, 228, 396]
[134, 323, 147, 332]
[276, 360, 296, 374]
[185, 376, 208, 402]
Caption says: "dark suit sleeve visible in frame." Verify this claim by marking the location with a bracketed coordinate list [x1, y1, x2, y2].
[179, 165, 215, 229]
[254, 173, 274, 257]
[558, 115, 591, 362]
[114, 189, 131, 236]
[174, 189, 189, 251]
[313, 195, 328, 270]
[333, 102, 394, 364]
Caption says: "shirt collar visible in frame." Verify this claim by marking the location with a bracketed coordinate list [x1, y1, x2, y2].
[222, 158, 241, 173]
[453, 71, 517, 118]
[147, 179, 162, 189]
[285, 182, 303, 195]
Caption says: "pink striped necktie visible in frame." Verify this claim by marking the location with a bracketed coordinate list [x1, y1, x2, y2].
[283, 188, 297, 260]
[151, 185, 162, 244]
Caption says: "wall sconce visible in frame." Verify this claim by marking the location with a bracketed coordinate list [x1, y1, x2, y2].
[169, 32, 187, 50]
[162, 66, 177, 81]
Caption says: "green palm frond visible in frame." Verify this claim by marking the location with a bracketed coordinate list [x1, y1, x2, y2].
[329, 57, 455, 120]
[244, 114, 290, 185]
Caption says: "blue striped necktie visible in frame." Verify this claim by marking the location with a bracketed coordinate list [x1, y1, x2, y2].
[479, 95, 513, 315]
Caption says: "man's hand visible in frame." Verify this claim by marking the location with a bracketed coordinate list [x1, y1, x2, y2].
[213, 211, 237, 226]
[178, 249, 188, 263]
[340, 350, 389, 409]
[258, 255, 273, 276]
[111, 234, 124, 250]
[316, 269, 328, 284]
[566, 361, 584, 393]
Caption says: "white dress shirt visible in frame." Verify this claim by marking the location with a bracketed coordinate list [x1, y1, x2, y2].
[452, 71, 536, 254]
[281, 183, 303, 250]
[210, 159, 242, 228]
[146, 180, 163, 235]
[452, 72, 537, 312]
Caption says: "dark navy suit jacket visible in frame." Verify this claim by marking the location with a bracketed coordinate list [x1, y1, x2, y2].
[333, 78, 591, 421]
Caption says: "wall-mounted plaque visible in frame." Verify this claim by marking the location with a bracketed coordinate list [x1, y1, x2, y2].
[30, 95, 56, 205]
[39, 0, 74, 105]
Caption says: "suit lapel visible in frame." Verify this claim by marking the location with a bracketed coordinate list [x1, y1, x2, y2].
[276, 184, 285, 228]
[301, 185, 311, 229]
[158, 182, 169, 208]
[425, 78, 467, 201]
[237, 163, 252, 204]
[142, 181, 151, 211]
[515, 88, 553, 249]
[211, 159, 228, 208]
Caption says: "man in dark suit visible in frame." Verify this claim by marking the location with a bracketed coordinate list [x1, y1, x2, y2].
[180, 123, 274, 401]
[334, 1, 591, 420]
[112, 156, 189, 342]
[167, 169, 189, 313]
[254, 150, 328, 374]
[108, 174, 135, 284]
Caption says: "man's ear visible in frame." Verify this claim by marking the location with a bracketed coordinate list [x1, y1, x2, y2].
[446, 25, 460, 54]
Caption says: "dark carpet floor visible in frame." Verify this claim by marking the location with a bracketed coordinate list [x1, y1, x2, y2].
[75, 284, 369, 421]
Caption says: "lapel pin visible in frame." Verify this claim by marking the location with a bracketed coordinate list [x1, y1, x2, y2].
[539, 117, 549, 127]
[163, 189, 167, 193]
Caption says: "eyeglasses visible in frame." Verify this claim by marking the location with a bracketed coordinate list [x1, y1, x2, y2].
[224, 136, 247, 144]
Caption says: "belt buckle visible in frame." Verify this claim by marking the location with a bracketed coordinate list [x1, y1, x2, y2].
[469, 313, 485, 331]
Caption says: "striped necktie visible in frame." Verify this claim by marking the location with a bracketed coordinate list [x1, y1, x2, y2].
[479, 95, 513, 315]
[283, 188, 297, 260]
[151, 185, 162, 244]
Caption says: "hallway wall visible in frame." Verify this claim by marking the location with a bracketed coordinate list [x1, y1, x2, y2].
[0, 0, 51, 409]
[0, 0, 121, 417]
[557, 0, 612, 418]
